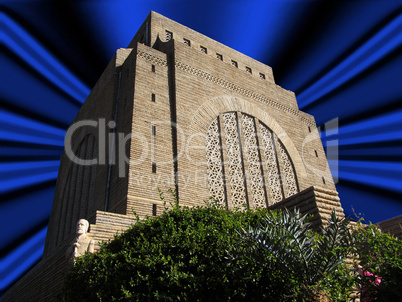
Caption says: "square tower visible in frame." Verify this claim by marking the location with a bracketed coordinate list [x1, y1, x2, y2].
[4, 12, 343, 301]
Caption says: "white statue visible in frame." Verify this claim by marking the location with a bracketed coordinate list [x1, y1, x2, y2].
[66, 219, 94, 261]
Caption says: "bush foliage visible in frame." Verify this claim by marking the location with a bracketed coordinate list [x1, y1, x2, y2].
[351, 222, 402, 301]
[236, 209, 354, 301]
[63, 198, 269, 301]
[63, 196, 401, 301]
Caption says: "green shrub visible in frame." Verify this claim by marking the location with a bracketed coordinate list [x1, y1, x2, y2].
[63, 198, 269, 301]
[351, 222, 402, 301]
[63, 193, 400, 301]
[236, 209, 355, 301]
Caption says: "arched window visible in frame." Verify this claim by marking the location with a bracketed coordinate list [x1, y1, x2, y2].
[206, 112, 298, 209]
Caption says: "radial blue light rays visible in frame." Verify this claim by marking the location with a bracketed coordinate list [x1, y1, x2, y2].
[0, 9, 84, 295]
[0, 160, 60, 194]
[339, 145, 402, 159]
[297, 13, 402, 108]
[306, 51, 402, 126]
[181, 0, 289, 61]
[329, 160, 402, 193]
[0, 227, 47, 292]
[338, 109, 402, 139]
[0, 53, 82, 126]
[1, 0, 402, 298]
[77, 0, 294, 64]
[0, 12, 90, 103]
[0, 110, 65, 146]
[75, 1, 156, 58]
[319, 104, 402, 220]
[336, 130, 402, 147]
[0, 186, 55, 251]
[320, 109, 402, 147]
[280, 0, 402, 94]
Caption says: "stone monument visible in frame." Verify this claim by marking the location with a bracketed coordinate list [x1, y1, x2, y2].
[3, 11, 344, 301]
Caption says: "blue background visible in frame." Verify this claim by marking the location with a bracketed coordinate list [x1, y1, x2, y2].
[1, 0, 401, 296]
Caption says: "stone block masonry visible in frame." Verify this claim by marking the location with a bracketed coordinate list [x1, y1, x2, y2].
[3, 11, 343, 301]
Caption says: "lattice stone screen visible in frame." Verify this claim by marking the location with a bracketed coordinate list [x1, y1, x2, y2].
[206, 118, 226, 207]
[206, 112, 298, 209]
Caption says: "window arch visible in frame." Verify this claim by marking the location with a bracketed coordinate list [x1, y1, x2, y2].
[206, 112, 298, 209]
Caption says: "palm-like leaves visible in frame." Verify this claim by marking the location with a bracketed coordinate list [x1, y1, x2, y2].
[314, 210, 352, 279]
[238, 208, 352, 296]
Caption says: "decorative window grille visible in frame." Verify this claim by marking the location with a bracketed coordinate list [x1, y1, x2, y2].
[165, 30, 173, 41]
[205, 112, 298, 209]
[241, 114, 266, 208]
[276, 137, 298, 198]
[222, 112, 247, 208]
[259, 123, 283, 203]
[206, 118, 226, 206]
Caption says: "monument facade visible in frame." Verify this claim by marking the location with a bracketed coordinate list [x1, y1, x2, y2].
[3, 12, 343, 301]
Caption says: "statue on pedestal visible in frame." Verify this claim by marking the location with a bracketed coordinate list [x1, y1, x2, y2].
[66, 219, 94, 262]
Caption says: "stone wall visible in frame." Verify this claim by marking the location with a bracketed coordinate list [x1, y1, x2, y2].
[3, 211, 136, 301]
[268, 186, 344, 231]
[44, 11, 337, 251]
[377, 215, 402, 239]
[4, 11, 344, 301]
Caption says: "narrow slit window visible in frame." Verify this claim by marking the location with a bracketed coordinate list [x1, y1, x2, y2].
[183, 38, 191, 46]
[165, 30, 173, 41]
[246, 67, 252, 74]
[152, 162, 157, 173]
[216, 53, 223, 60]
[152, 125, 156, 136]
[315, 150, 318, 157]
[308, 126, 311, 132]
[231, 60, 238, 68]
[322, 177, 326, 184]
[152, 93, 156, 102]
[259, 73, 265, 79]
[200, 46, 207, 54]
[152, 204, 157, 216]
[152, 65, 155, 72]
